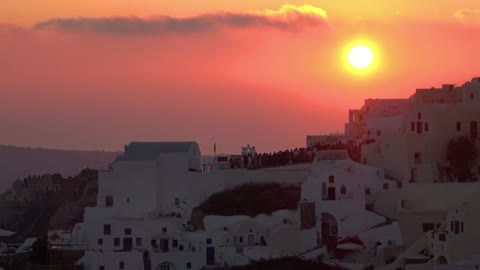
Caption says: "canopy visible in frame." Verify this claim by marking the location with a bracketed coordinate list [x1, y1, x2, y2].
[0, 229, 15, 237]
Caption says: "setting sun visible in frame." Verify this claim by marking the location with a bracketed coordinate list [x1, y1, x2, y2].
[342, 40, 380, 74]
[348, 45, 374, 69]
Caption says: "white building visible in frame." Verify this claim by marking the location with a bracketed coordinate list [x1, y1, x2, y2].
[377, 186, 480, 270]
[70, 77, 480, 270]
[300, 150, 402, 267]
[346, 78, 480, 183]
[75, 141, 312, 270]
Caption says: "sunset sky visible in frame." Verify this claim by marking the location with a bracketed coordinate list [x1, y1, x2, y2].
[1, 1, 480, 153]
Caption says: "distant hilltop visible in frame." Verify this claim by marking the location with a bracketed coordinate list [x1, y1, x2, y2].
[0, 145, 121, 192]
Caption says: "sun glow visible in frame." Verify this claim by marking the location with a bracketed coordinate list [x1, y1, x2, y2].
[348, 45, 374, 69]
[343, 40, 379, 74]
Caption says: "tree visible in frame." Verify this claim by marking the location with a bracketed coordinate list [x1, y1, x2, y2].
[446, 136, 478, 182]
[30, 238, 49, 265]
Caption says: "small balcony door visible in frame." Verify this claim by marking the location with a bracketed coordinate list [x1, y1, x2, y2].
[123, 238, 133, 251]
[471, 121, 478, 138]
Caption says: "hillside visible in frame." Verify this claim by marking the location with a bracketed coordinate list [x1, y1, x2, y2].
[0, 145, 120, 192]
[0, 169, 99, 243]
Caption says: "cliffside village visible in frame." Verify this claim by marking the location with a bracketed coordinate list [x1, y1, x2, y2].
[1, 77, 480, 270]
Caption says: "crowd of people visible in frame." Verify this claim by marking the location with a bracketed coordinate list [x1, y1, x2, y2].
[230, 141, 347, 170]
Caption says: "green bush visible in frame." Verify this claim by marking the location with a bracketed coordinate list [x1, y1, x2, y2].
[197, 183, 301, 217]
[446, 136, 478, 182]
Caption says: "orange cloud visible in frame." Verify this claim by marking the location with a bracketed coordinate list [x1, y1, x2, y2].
[453, 9, 480, 25]
[254, 4, 328, 20]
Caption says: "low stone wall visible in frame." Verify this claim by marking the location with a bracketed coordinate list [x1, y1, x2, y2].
[27, 265, 80, 270]
[0, 251, 31, 270]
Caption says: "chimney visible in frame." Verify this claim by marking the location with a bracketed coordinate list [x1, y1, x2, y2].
[124, 145, 128, 153]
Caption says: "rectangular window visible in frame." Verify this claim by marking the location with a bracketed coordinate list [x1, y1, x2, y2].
[99, 267, 105, 270]
[105, 195, 113, 207]
[471, 121, 478, 138]
[206, 238, 212, 245]
[376, 130, 381, 136]
[425, 122, 429, 132]
[422, 223, 435, 232]
[103, 224, 111, 235]
[439, 234, 446, 242]
[119, 261, 125, 269]
[186, 263, 192, 269]
[411, 122, 415, 132]
[455, 220, 460, 234]
[414, 152, 421, 164]
[162, 227, 167, 233]
[151, 239, 158, 248]
[417, 122, 423, 134]
[239, 236, 243, 243]
[365, 188, 371, 195]
[457, 122, 461, 131]
[329, 175, 335, 183]
[417, 112, 422, 120]
[125, 228, 132, 235]
[114, 238, 120, 246]
[461, 222, 464, 233]
[97, 238, 103, 245]
[160, 239, 169, 253]
[136, 237, 142, 246]
[383, 183, 389, 190]
[173, 239, 178, 248]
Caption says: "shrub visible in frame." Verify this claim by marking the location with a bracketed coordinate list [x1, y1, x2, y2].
[446, 136, 478, 182]
[197, 183, 301, 217]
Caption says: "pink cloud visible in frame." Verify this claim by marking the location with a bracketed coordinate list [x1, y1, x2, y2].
[33, 5, 328, 35]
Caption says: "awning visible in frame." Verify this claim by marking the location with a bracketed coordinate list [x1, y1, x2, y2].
[0, 229, 15, 237]
[336, 236, 365, 249]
